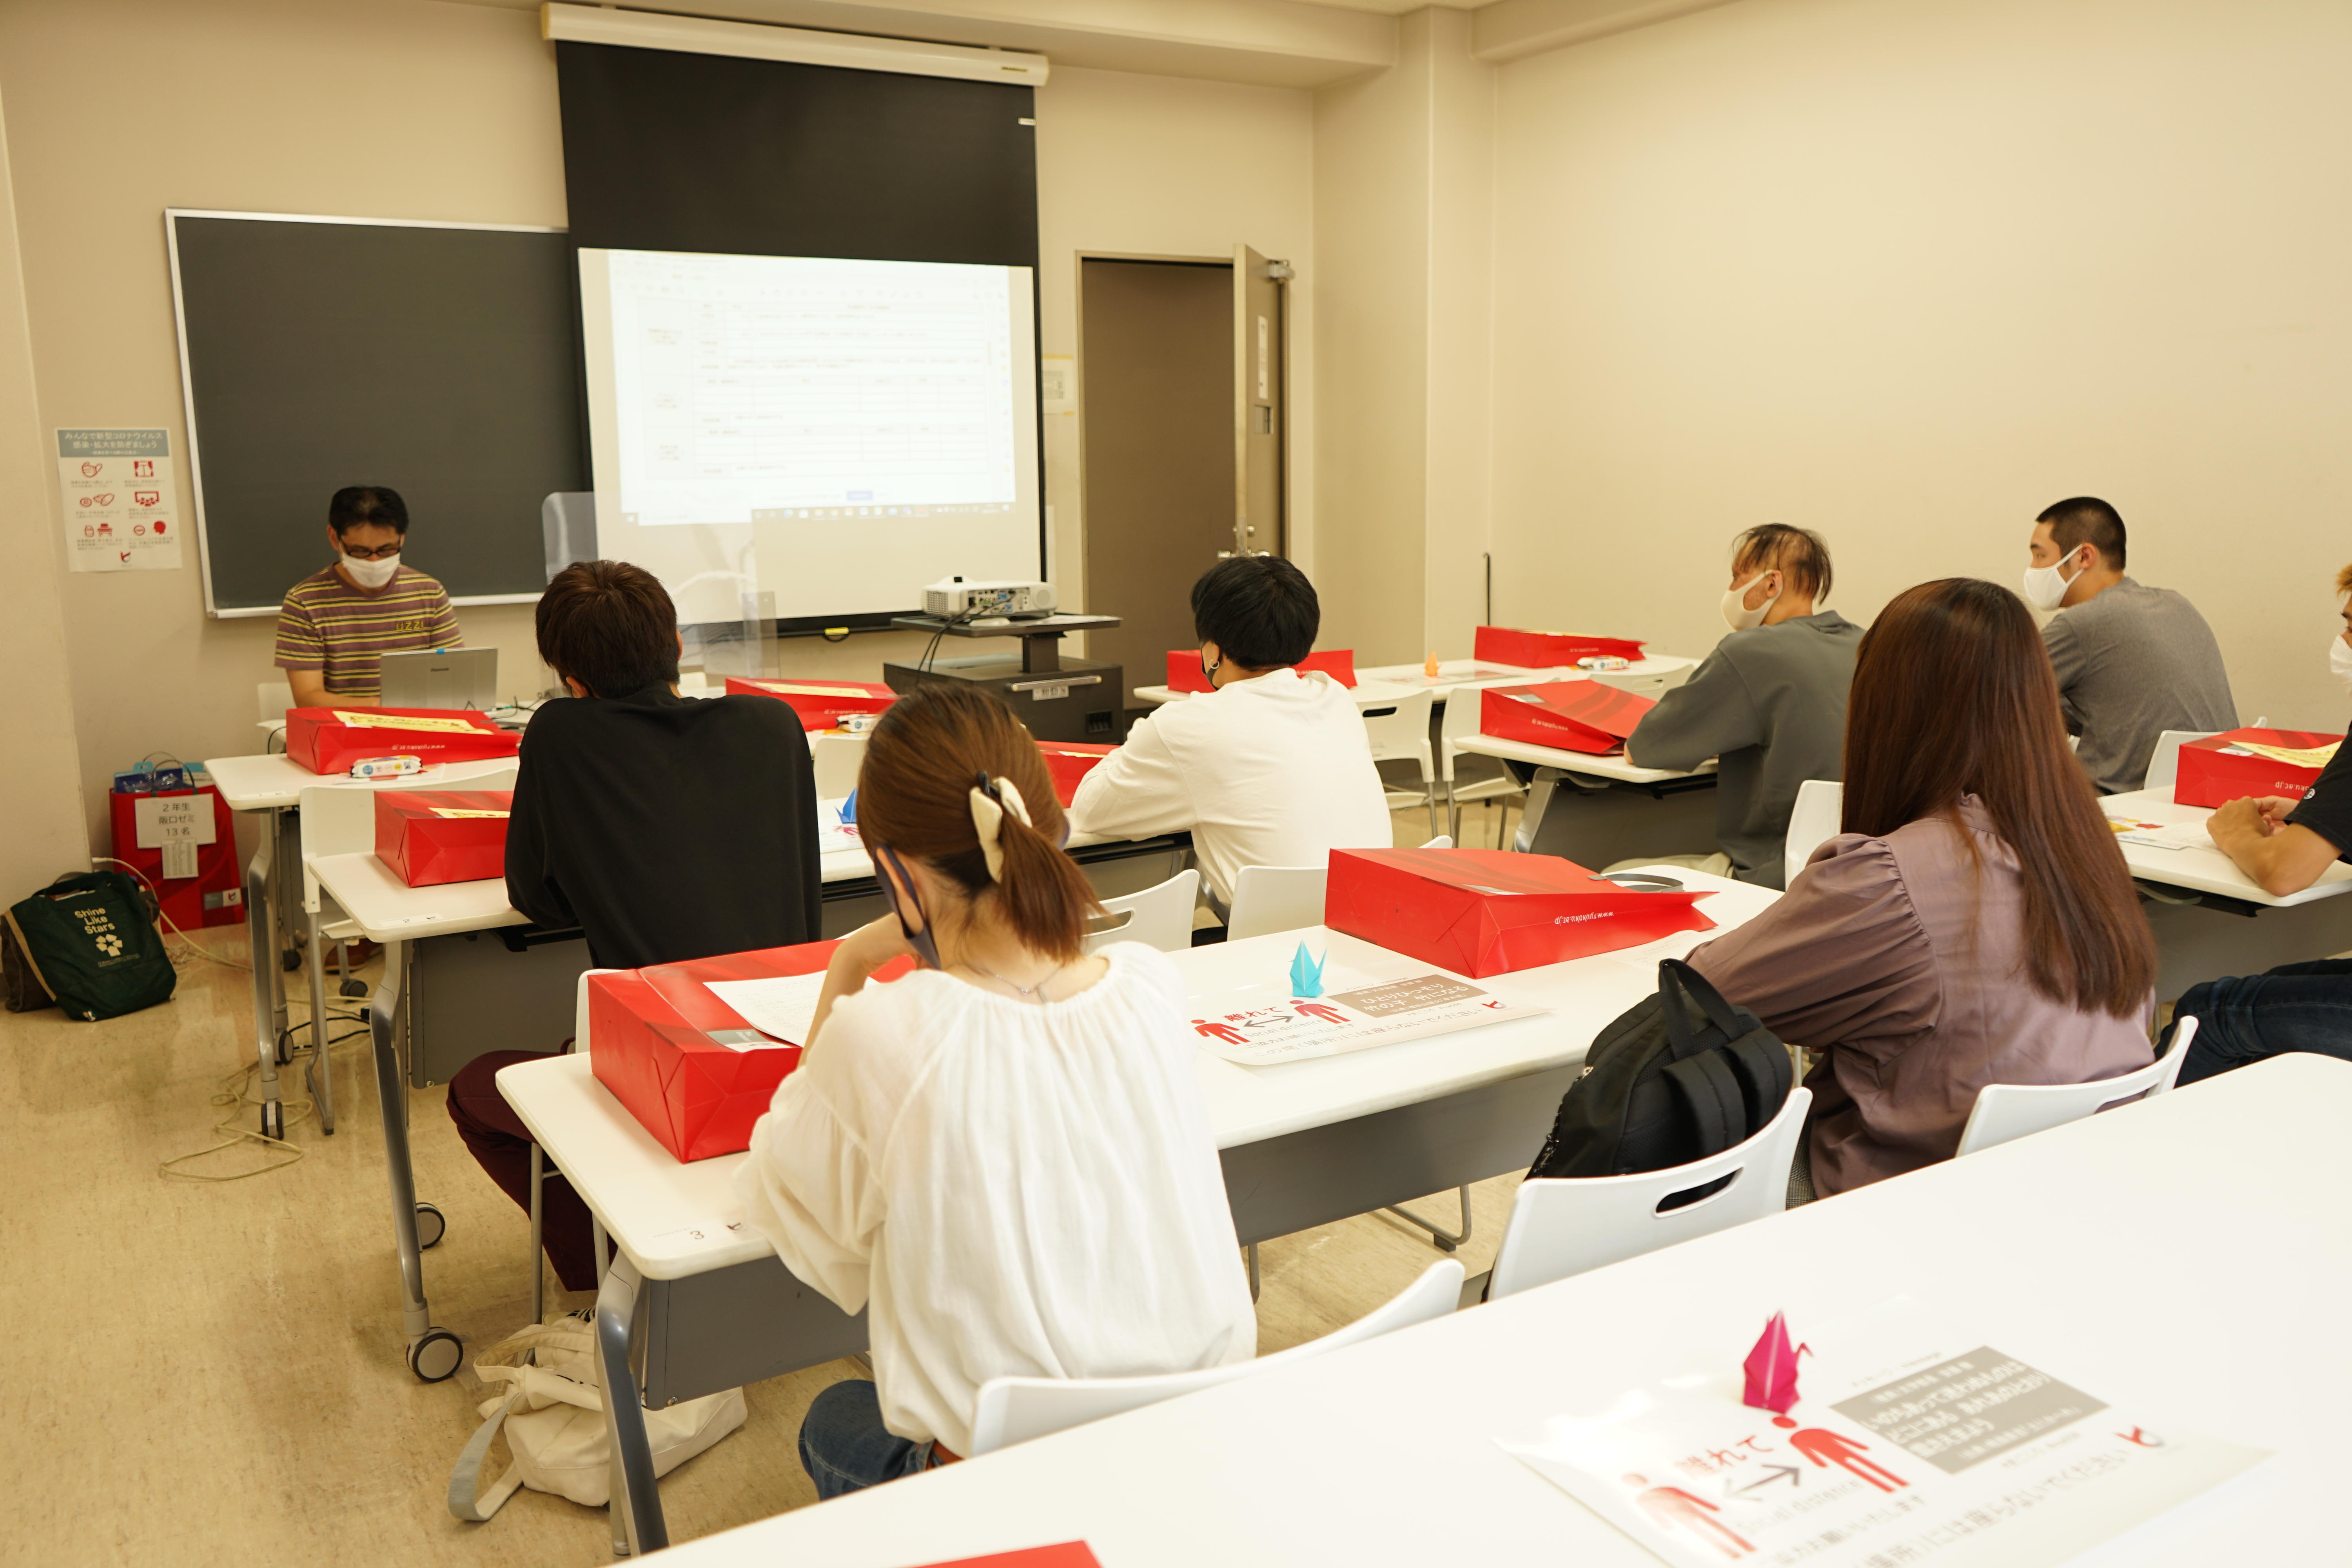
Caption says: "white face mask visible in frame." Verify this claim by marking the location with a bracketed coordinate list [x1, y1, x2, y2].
[2020, 551, 2082, 612]
[1720, 572, 1779, 633]
[339, 548, 401, 590]
[2330, 633, 2352, 693]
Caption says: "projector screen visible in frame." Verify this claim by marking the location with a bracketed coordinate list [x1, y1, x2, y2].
[579, 247, 1042, 628]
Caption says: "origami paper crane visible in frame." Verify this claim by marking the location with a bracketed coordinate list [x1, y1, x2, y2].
[1742, 1310, 1810, 1417]
[1290, 942, 1327, 999]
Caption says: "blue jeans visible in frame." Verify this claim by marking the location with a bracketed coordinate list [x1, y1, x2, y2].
[798, 1379, 935, 1501]
[2170, 958, 2352, 1086]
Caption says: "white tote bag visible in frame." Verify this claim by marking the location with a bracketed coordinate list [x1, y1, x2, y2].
[448, 1319, 747, 1521]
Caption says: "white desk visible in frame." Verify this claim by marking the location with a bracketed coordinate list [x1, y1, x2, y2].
[1357, 653, 1699, 702]
[2102, 786, 2352, 1001]
[1456, 732, 1721, 869]
[203, 751, 524, 1144]
[1132, 675, 1426, 709]
[499, 866, 1777, 1551]
[656, 1053, 2343, 1568]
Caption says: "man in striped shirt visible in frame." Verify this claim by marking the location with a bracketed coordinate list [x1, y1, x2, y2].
[274, 486, 462, 707]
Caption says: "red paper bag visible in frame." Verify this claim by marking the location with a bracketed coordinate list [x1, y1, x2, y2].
[1036, 741, 1117, 804]
[1474, 626, 1646, 668]
[2174, 728, 2343, 808]
[106, 785, 244, 929]
[725, 677, 897, 731]
[1326, 847, 1715, 977]
[1164, 649, 1357, 694]
[284, 707, 519, 775]
[590, 942, 916, 1163]
[1479, 681, 1655, 755]
[372, 789, 513, 887]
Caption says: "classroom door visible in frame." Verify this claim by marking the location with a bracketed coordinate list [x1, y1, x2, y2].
[1080, 257, 1239, 706]
[1233, 244, 1288, 560]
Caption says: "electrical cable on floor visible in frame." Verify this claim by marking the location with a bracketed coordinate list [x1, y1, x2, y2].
[158, 1007, 368, 1182]
[90, 855, 253, 973]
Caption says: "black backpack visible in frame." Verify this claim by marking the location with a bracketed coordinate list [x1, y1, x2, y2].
[1529, 958, 1793, 1190]
[2, 871, 176, 1022]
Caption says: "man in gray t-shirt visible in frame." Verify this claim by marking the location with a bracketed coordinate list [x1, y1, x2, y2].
[1628, 524, 1862, 889]
[2022, 497, 2236, 795]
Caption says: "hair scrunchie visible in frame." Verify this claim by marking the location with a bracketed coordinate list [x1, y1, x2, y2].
[967, 774, 1034, 882]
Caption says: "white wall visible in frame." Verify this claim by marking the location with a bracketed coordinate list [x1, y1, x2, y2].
[0, 0, 1321, 849]
[1488, 0, 2352, 729]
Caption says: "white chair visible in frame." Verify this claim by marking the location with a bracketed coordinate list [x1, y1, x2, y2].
[967, 1258, 1463, 1455]
[1954, 1018, 2196, 1158]
[808, 731, 867, 799]
[1419, 835, 1452, 849]
[1084, 869, 1199, 955]
[1439, 679, 1528, 848]
[2143, 730, 2223, 797]
[1361, 689, 1438, 837]
[1486, 1087, 1813, 1301]
[258, 680, 296, 727]
[1783, 779, 1844, 880]
[1225, 864, 1327, 941]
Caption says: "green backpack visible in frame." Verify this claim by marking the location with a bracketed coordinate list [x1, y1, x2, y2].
[2, 871, 177, 1021]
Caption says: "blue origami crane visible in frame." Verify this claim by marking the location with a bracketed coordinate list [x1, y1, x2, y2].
[1290, 942, 1327, 999]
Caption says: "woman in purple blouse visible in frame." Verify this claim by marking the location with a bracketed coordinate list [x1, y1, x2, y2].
[1687, 578, 2158, 1196]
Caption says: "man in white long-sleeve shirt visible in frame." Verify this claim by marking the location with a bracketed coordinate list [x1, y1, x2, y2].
[1070, 557, 1391, 927]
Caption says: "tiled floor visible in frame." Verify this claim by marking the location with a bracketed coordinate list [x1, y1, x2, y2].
[4, 808, 1524, 1565]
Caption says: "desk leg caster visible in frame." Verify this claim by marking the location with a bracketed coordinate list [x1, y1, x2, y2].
[274, 1031, 292, 1067]
[415, 1202, 446, 1250]
[280, 948, 303, 973]
[408, 1328, 463, 1383]
[260, 1100, 287, 1142]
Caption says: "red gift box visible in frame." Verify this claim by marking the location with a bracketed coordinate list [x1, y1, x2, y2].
[1479, 681, 1655, 755]
[590, 942, 916, 1163]
[1165, 649, 1356, 693]
[725, 677, 897, 730]
[1326, 847, 1716, 978]
[372, 789, 514, 887]
[1474, 626, 1647, 668]
[1037, 741, 1117, 804]
[107, 785, 244, 930]
[284, 707, 519, 775]
[2174, 728, 2343, 808]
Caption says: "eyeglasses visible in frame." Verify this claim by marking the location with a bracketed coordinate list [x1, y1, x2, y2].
[339, 542, 403, 560]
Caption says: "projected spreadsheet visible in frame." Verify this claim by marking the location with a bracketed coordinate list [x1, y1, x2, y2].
[607, 251, 1022, 526]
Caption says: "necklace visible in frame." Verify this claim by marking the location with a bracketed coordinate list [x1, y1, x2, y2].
[957, 957, 1064, 1002]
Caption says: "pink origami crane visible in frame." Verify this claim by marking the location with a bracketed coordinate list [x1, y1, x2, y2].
[1742, 1310, 1811, 1419]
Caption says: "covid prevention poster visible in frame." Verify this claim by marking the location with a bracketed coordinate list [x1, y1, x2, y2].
[58, 427, 182, 572]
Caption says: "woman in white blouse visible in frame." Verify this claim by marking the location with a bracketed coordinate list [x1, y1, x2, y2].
[736, 683, 1257, 1497]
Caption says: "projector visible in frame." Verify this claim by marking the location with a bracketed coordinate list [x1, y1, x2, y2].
[923, 577, 1059, 619]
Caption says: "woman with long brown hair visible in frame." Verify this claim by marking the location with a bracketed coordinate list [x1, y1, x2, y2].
[1686, 578, 2157, 1195]
[736, 683, 1255, 1497]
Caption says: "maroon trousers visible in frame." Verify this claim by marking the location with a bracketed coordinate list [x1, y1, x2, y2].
[446, 1049, 601, 1292]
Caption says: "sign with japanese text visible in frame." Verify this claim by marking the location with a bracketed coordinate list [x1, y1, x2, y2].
[1496, 1302, 2269, 1568]
[58, 428, 181, 573]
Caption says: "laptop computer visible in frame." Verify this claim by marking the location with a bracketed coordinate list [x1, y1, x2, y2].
[379, 647, 498, 711]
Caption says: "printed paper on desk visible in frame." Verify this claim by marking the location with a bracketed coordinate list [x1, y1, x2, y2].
[1187, 965, 1546, 1066]
[703, 971, 830, 1047]
[817, 801, 865, 856]
[2105, 817, 2214, 853]
[1496, 1300, 2270, 1568]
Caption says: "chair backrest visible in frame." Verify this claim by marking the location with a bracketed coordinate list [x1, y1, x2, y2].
[967, 1258, 1463, 1456]
[1358, 689, 1434, 783]
[1224, 864, 1328, 941]
[296, 765, 520, 913]
[1488, 1087, 1813, 1301]
[1419, 836, 1452, 849]
[1783, 779, 1844, 880]
[258, 680, 295, 726]
[2144, 730, 2223, 796]
[1954, 1017, 2196, 1158]
[1085, 869, 1198, 955]
[808, 732, 867, 799]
